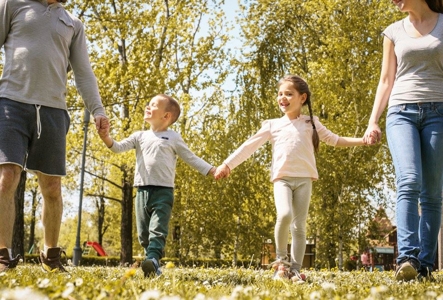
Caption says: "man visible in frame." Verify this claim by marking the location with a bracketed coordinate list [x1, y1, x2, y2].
[0, 0, 109, 272]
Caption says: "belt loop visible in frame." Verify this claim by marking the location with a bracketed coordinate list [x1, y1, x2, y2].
[35, 105, 42, 139]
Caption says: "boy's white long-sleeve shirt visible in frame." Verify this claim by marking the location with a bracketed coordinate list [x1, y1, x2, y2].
[110, 130, 213, 187]
[223, 115, 339, 181]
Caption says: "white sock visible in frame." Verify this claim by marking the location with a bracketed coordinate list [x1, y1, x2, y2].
[8, 248, 12, 259]
[44, 245, 49, 256]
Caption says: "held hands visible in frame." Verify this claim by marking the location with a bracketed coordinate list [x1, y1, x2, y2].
[363, 124, 382, 145]
[214, 164, 231, 180]
[95, 115, 110, 138]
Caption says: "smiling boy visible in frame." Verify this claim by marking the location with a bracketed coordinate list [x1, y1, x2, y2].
[99, 94, 215, 277]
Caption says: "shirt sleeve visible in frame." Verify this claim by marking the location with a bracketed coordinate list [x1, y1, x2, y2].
[0, 0, 11, 47]
[382, 20, 398, 43]
[109, 132, 139, 153]
[175, 135, 213, 176]
[314, 117, 340, 146]
[68, 15, 106, 118]
[223, 120, 271, 171]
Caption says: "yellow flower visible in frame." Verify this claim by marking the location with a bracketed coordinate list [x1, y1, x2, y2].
[165, 262, 175, 269]
[124, 268, 137, 278]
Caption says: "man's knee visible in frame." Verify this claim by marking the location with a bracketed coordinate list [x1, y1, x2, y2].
[37, 174, 62, 200]
[0, 164, 22, 193]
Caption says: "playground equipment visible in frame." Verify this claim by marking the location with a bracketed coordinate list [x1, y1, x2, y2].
[83, 241, 107, 256]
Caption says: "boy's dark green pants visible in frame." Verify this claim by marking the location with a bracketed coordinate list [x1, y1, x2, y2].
[136, 186, 174, 261]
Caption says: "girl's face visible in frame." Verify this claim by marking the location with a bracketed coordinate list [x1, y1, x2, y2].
[277, 82, 307, 119]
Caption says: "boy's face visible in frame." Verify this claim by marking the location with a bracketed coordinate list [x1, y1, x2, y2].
[144, 96, 169, 125]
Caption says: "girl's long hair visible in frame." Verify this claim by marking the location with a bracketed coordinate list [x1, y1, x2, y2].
[278, 75, 320, 153]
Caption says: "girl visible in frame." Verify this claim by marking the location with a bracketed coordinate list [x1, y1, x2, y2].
[215, 75, 366, 282]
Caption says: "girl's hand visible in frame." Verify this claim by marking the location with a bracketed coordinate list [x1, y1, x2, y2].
[214, 164, 231, 180]
[363, 124, 382, 145]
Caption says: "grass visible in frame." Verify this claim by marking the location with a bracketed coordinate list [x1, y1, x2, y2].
[0, 264, 442, 299]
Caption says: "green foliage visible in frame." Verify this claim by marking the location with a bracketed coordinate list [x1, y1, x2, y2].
[14, 0, 405, 267]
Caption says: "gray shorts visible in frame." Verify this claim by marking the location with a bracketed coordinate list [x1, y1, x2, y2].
[0, 98, 70, 176]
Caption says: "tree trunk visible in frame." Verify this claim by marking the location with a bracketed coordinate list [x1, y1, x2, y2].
[96, 194, 107, 246]
[28, 189, 38, 253]
[120, 166, 133, 265]
[12, 171, 26, 257]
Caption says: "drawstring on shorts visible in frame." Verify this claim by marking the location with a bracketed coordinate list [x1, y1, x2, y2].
[35, 105, 42, 139]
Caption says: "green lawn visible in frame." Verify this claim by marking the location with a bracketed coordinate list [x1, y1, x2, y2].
[0, 265, 442, 299]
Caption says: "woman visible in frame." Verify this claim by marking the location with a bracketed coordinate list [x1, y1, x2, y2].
[364, 0, 443, 282]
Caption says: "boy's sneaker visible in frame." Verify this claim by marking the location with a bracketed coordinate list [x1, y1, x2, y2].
[395, 259, 419, 281]
[141, 258, 162, 277]
[39, 247, 68, 273]
[0, 248, 21, 272]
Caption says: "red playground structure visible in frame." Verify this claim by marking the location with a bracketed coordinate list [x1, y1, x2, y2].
[83, 241, 107, 256]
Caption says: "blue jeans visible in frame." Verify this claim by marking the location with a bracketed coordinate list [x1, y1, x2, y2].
[135, 186, 174, 261]
[386, 102, 443, 270]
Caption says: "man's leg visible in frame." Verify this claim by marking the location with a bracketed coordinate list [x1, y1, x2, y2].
[0, 164, 22, 249]
[0, 164, 22, 271]
[37, 172, 63, 248]
[37, 172, 67, 272]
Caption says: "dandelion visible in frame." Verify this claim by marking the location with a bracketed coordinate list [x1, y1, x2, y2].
[139, 290, 161, 300]
[309, 291, 321, 300]
[370, 285, 389, 296]
[165, 261, 175, 269]
[62, 285, 75, 298]
[37, 278, 50, 289]
[321, 282, 336, 291]
[74, 278, 84, 286]
[0, 287, 48, 300]
[193, 293, 206, 300]
[426, 291, 437, 298]
[123, 268, 137, 279]
[231, 285, 245, 298]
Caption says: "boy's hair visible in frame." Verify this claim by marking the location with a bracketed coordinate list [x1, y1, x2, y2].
[277, 75, 320, 153]
[159, 94, 181, 125]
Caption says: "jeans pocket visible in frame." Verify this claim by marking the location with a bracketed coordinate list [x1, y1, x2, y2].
[387, 104, 404, 119]
[434, 103, 443, 116]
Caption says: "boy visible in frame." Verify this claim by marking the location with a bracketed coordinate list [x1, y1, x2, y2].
[99, 94, 215, 277]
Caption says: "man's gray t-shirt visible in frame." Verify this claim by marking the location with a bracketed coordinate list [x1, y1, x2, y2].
[383, 14, 443, 107]
[0, 0, 105, 116]
[110, 130, 213, 188]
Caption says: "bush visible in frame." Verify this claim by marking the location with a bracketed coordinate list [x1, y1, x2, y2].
[344, 259, 357, 271]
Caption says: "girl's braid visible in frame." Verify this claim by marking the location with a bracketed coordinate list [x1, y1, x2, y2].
[306, 98, 320, 153]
